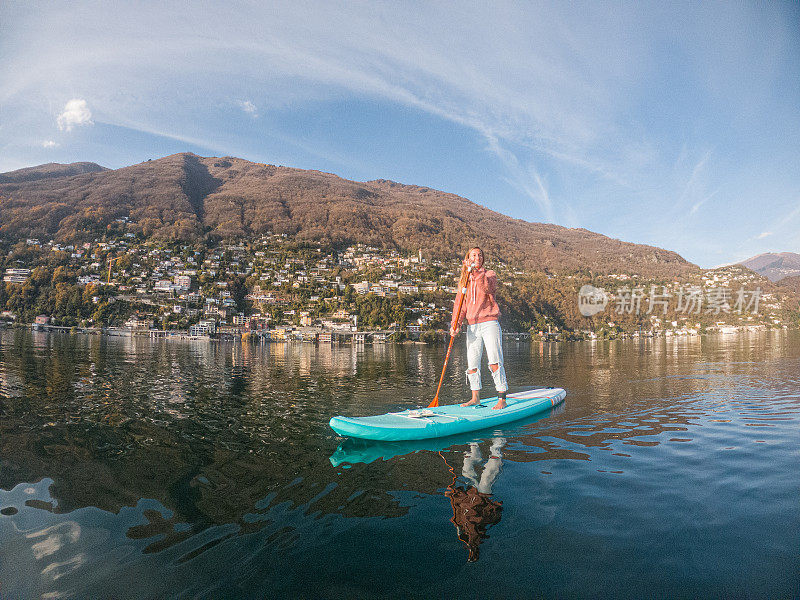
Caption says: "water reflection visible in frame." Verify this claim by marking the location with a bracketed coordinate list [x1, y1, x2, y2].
[0, 330, 798, 597]
[446, 438, 505, 562]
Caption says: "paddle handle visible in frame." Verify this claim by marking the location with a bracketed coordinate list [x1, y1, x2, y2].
[428, 265, 469, 408]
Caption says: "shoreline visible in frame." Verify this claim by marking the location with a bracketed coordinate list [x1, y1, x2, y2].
[3, 321, 795, 345]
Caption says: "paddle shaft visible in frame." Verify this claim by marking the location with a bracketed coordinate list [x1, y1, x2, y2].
[429, 265, 470, 408]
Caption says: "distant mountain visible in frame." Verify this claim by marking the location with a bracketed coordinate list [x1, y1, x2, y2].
[740, 252, 800, 282]
[0, 161, 107, 184]
[0, 152, 698, 278]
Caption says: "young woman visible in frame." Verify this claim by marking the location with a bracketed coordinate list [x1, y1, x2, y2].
[449, 247, 509, 409]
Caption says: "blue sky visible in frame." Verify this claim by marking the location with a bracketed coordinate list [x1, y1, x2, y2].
[1, 1, 798, 267]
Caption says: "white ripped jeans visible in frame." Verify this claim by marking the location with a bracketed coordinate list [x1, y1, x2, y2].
[465, 320, 508, 393]
[463, 437, 506, 494]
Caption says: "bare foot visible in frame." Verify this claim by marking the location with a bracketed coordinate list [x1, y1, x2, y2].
[461, 399, 481, 407]
[492, 399, 508, 410]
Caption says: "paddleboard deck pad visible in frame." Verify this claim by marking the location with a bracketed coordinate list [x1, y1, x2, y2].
[329, 387, 566, 441]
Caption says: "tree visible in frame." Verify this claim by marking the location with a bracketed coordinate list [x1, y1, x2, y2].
[420, 330, 438, 344]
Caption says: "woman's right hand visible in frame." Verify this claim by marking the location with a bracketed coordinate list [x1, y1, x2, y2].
[450, 325, 460, 337]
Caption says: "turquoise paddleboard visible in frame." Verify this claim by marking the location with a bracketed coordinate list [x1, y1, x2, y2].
[330, 399, 565, 466]
[329, 387, 566, 441]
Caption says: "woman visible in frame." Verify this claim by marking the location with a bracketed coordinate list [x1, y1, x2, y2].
[450, 247, 509, 409]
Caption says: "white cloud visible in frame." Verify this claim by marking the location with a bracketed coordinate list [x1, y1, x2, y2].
[42, 140, 58, 148]
[237, 100, 257, 117]
[56, 99, 93, 131]
[756, 231, 773, 239]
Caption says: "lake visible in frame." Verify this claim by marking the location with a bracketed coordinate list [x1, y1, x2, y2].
[0, 329, 798, 598]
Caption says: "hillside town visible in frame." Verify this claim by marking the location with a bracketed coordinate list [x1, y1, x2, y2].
[1, 232, 460, 342]
[0, 230, 797, 343]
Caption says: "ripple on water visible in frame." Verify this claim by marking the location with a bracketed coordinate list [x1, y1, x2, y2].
[0, 331, 798, 597]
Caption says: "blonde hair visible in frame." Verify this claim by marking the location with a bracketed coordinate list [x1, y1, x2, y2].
[465, 247, 484, 265]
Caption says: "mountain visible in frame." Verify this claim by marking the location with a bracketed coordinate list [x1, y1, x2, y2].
[739, 252, 800, 282]
[0, 152, 698, 278]
[0, 161, 107, 184]
[775, 274, 800, 294]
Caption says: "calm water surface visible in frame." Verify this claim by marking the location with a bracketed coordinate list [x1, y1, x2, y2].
[0, 330, 798, 598]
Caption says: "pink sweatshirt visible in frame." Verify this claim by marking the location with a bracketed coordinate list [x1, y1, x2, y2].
[451, 268, 501, 328]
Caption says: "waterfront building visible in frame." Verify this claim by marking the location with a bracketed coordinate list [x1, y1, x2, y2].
[3, 268, 30, 284]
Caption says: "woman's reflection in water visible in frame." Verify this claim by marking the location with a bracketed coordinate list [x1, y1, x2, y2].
[445, 437, 505, 562]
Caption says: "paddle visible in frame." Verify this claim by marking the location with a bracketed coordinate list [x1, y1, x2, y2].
[428, 262, 470, 408]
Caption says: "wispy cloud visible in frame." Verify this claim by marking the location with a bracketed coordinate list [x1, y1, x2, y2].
[678, 151, 712, 207]
[1, 1, 798, 263]
[100, 116, 241, 156]
[103, 113, 369, 175]
[689, 189, 719, 215]
[1, 3, 649, 221]
[744, 201, 800, 243]
[42, 140, 58, 148]
[56, 99, 93, 131]
[487, 134, 558, 222]
[778, 204, 800, 228]
[502, 167, 555, 223]
[531, 171, 553, 220]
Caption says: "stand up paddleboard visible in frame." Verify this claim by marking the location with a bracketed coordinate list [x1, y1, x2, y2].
[330, 399, 566, 467]
[329, 387, 566, 441]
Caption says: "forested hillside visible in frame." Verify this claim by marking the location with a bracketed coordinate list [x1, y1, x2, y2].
[0, 153, 697, 279]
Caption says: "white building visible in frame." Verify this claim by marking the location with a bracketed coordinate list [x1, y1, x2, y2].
[125, 316, 153, 330]
[353, 281, 371, 294]
[3, 268, 30, 284]
[189, 322, 213, 336]
[232, 314, 251, 326]
[189, 319, 217, 336]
